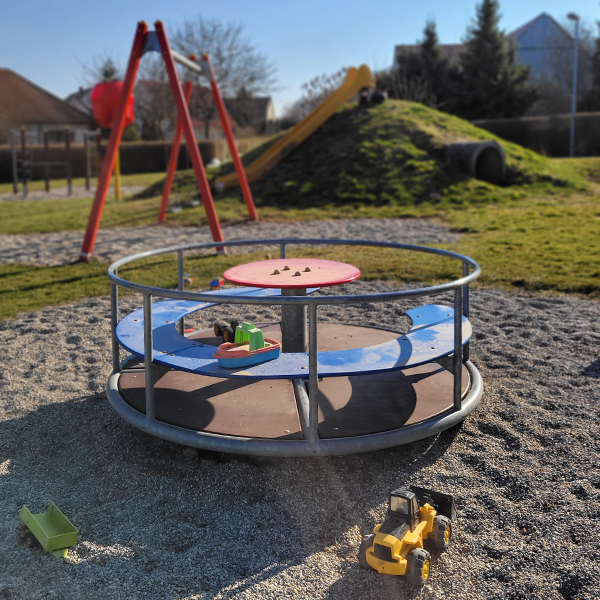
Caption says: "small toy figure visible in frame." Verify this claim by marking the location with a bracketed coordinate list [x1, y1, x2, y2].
[358, 486, 455, 586]
[209, 277, 225, 290]
[183, 273, 193, 284]
[214, 322, 281, 368]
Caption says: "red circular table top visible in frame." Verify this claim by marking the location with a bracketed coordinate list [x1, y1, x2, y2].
[223, 258, 360, 289]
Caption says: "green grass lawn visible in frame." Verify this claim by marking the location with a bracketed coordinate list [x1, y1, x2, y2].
[1, 178, 598, 322]
[1, 100, 599, 321]
[0, 173, 168, 235]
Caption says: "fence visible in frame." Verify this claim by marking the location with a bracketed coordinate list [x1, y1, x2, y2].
[473, 112, 600, 157]
[0, 139, 235, 184]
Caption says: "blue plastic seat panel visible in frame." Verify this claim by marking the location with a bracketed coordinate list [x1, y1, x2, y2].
[116, 287, 319, 360]
[116, 293, 471, 379]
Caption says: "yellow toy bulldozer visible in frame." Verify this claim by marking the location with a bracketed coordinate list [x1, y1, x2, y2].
[359, 486, 456, 586]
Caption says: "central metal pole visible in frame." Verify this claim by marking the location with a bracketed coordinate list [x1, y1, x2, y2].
[177, 250, 184, 334]
[307, 303, 319, 444]
[111, 282, 120, 374]
[143, 293, 155, 421]
[281, 288, 307, 352]
[462, 262, 470, 362]
[453, 288, 463, 411]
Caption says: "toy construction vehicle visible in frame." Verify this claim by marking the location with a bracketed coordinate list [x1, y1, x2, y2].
[214, 319, 240, 343]
[359, 486, 456, 586]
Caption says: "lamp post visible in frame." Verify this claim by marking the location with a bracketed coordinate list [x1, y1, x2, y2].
[567, 12, 580, 158]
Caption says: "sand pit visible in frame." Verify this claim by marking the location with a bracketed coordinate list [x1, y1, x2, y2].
[0, 220, 598, 599]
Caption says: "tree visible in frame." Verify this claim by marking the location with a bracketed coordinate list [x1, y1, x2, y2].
[583, 25, 600, 111]
[81, 55, 123, 86]
[524, 19, 596, 115]
[171, 17, 277, 138]
[389, 20, 458, 108]
[558, 20, 596, 113]
[457, 0, 537, 119]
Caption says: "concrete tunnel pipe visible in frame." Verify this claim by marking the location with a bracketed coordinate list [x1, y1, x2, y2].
[446, 140, 506, 185]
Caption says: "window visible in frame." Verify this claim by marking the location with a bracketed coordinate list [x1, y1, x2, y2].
[390, 496, 409, 515]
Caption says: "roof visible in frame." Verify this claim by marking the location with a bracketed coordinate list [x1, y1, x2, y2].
[394, 13, 586, 69]
[394, 43, 465, 66]
[64, 87, 92, 116]
[0, 68, 89, 125]
[510, 12, 554, 41]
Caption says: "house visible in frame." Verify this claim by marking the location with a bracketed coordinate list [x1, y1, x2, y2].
[226, 95, 277, 135]
[64, 87, 93, 117]
[64, 77, 276, 141]
[133, 80, 237, 140]
[510, 13, 583, 82]
[130, 80, 274, 140]
[0, 68, 90, 144]
[393, 13, 581, 88]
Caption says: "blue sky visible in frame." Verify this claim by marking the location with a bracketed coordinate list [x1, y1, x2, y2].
[1, 0, 598, 115]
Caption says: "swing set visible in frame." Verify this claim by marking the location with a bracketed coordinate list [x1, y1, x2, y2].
[79, 20, 257, 262]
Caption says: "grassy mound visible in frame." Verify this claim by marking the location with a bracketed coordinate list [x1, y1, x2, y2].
[217, 100, 586, 209]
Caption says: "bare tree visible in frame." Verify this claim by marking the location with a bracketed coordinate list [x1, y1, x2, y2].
[81, 55, 123, 86]
[548, 20, 594, 90]
[527, 19, 595, 115]
[282, 98, 305, 124]
[171, 17, 277, 139]
[377, 69, 434, 106]
[135, 54, 176, 140]
[299, 68, 348, 116]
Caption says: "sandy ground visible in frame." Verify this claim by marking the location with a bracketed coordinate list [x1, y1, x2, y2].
[0, 218, 460, 267]
[0, 219, 599, 599]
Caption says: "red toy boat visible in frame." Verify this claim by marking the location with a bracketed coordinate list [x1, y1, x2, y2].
[214, 338, 281, 368]
[214, 322, 281, 368]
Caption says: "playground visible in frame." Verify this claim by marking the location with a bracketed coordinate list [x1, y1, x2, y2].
[1, 236, 599, 598]
[0, 22, 600, 599]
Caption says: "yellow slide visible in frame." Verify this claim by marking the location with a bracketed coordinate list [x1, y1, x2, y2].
[214, 65, 375, 189]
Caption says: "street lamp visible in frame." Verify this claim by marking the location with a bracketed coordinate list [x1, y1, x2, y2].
[567, 12, 580, 158]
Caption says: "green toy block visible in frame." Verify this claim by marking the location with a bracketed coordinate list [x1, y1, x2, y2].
[234, 322, 266, 350]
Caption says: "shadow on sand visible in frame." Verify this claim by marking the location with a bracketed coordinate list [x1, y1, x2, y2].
[0, 391, 460, 599]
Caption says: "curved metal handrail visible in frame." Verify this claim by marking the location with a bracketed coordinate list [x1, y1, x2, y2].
[107, 238, 480, 305]
[106, 237, 482, 456]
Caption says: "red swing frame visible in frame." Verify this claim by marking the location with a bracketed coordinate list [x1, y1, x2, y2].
[79, 20, 257, 261]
